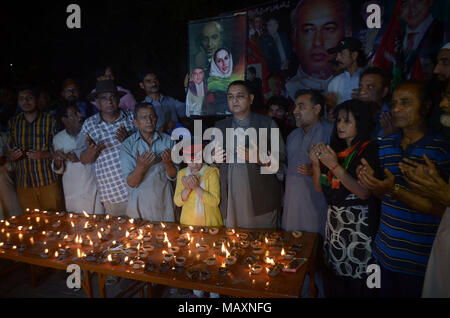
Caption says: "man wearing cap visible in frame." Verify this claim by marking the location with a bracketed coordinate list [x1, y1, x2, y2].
[120, 102, 177, 221]
[326, 37, 367, 107]
[75, 80, 135, 216]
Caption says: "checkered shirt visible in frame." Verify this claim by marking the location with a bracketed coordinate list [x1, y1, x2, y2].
[76, 110, 136, 203]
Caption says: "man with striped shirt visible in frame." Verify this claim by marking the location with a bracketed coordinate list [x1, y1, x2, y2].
[358, 81, 450, 297]
[7, 85, 64, 211]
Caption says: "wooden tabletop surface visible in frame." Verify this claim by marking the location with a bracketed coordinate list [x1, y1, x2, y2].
[0, 211, 319, 298]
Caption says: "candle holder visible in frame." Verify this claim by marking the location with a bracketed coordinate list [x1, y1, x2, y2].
[163, 253, 174, 262]
[225, 229, 235, 236]
[159, 262, 171, 273]
[292, 231, 303, 239]
[240, 240, 250, 249]
[237, 233, 248, 240]
[200, 270, 211, 281]
[205, 257, 217, 266]
[174, 256, 186, 265]
[225, 255, 237, 265]
[284, 251, 296, 260]
[169, 246, 180, 254]
[267, 264, 284, 277]
[218, 266, 229, 277]
[132, 260, 145, 270]
[251, 240, 262, 249]
[186, 269, 199, 280]
[197, 245, 208, 253]
[1, 242, 12, 250]
[208, 228, 219, 235]
[143, 243, 155, 253]
[253, 247, 265, 255]
[40, 249, 49, 259]
[176, 236, 189, 247]
[250, 265, 263, 275]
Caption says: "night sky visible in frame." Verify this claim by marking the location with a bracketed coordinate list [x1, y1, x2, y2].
[2, 0, 265, 101]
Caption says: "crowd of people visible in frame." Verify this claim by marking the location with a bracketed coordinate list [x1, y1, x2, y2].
[0, 38, 449, 298]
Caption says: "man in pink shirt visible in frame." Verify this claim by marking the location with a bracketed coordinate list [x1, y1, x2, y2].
[91, 66, 137, 111]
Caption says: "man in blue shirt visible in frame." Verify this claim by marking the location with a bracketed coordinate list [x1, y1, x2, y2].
[120, 102, 177, 221]
[358, 81, 450, 298]
[139, 71, 186, 133]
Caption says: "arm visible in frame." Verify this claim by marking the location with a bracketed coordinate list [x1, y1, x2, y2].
[198, 168, 220, 207]
[310, 145, 322, 193]
[391, 185, 446, 218]
[174, 170, 190, 207]
[80, 133, 105, 164]
[161, 149, 177, 179]
[124, 149, 155, 188]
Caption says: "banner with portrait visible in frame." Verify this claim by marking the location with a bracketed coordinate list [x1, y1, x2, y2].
[237, 0, 449, 106]
[187, 14, 247, 117]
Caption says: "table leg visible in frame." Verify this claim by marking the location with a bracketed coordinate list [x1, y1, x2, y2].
[30, 265, 37, 288]
[80, 269, 93, 298]
[98, 273, 107, 298]
[147, 283, 152, 298]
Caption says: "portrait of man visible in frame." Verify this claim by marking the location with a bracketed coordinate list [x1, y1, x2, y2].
[187, 67, 208, 116]
[285, 0, 351, 101]
[260, 18, 292, 72]
[193, 21, 223, 71]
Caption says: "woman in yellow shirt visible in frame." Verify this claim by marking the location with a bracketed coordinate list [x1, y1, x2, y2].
[174, 144, 222, 227]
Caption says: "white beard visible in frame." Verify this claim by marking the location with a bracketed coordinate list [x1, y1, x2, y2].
[440, 114, 450, 128]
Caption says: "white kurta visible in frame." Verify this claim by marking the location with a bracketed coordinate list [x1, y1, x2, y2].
[52, 130, 104, 214]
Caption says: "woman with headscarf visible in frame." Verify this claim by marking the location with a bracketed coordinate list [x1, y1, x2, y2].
[207, 48, 241, 115]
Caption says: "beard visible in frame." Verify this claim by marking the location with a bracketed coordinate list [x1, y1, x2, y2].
[440, 113, 450, 127]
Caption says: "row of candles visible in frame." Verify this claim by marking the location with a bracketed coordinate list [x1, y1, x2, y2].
[1, 209, 302, 281]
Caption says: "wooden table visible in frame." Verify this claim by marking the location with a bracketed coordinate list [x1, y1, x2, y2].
[0, 211, 318, 298]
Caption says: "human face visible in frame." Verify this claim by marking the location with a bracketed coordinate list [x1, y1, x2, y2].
[62, 84, 79, 102]
[139, 73, 160, 96]
[293, 94, 320, 130]
[192, 68, 205, 85]
[336, 109, 358, 145]
[201, 22, 222, 58]
[268, 104, 286, 120]
[97, 92, 119, 115]
[434, 49, 450, 83]
[267, 19, 279, 36]
[439, 84, 450, 127]
[215, 50, 231, 74]
[98, 67, 115, 81]
[227, 85, 254, 117]
[294, 0, 347, 77]
[359, 74, 388, 105]
[399, 0, 432, 30]
[391, 85, 424, 129]
[38, 91, 51, 112]
[18, 90, 38, 113]
[134, 106, 157, 135]
[335, 49, 355, 72]
[62, 106, 84, 134]
[254, 16, 263, 30]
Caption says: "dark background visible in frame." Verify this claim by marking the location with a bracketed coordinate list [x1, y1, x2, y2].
[1, 0, 266, 102]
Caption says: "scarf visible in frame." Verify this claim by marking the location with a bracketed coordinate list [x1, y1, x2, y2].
[186, 165, 207, 225]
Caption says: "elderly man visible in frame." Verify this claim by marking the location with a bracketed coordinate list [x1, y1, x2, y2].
[194, 21, 223, 71]
[358, 81, 450, 298]
[76, 80, 135, 216]
[120, 102, 177, 221]
[52, 101, 104, 214]
[91, 66, 137, 111]
[212, 80, 285, 229]
[8, 85, 63, 211]
[285, 0, 351, 100]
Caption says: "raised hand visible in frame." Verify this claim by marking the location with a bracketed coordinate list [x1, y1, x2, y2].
[86, 133, 106, 154]
[136, 150, 155, 171]
[358, 158, 395, 195]
[115, 124, 129, 143]
[212, 147, 227, 164]
[7, 145, 23, 162]
[161, 149, 172, 164]
[316, 144, 338, 170]
[380, 112, 397, 137]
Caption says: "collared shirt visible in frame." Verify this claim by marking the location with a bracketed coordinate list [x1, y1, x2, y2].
[120, 131, 177, 221]
[120, 130, 176, 183]
[403, 15, 434, 53]
[285, 66, 332, 102]
[372, 130, 450, 276]
[52, 129, 103, 214]
[7, 112, 58, 188]
[144, 94, 186, 128]
[75, 110, 136, 203]
[327, 68, 364, 105]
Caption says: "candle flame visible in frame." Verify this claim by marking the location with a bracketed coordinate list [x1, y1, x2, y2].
[107, 254, 112, 262]
[160, 222, 166, 229]
[44, 248, 49, 254]
[106, 215, 110, 220]
[265, 237, 268, 244]
[124, 256, 128, 262]
[18, 226, 22, 231]
[167, 241, 172, 248]
[189, 226, 193, 231]
[177, 226, 181, 231]
[196, 243, 200, 248]
[125, 231, 130, 238]
[162, 250, 167, 255]
[29, 226, 33, 230]
[71, 221, 75, 228]
[186, 233, 191, 241]
[129, 218, 134, 224]
[34, 209, 40, 212]
[232, 229, 235, 234]
[54, 251, 58, 258]
[97, 232, 102, 240]
[77, 248, 81, 258]
[83, 211, 89, 218]
[281, 248, 285, 256]
[18, 233, 23, 240]
[36, 217, 40, 223]
[30, 237, 34, 244]
[5, 221, 10, 226]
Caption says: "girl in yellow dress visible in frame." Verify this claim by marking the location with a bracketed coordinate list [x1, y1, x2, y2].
[174, 143, 222, 227]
